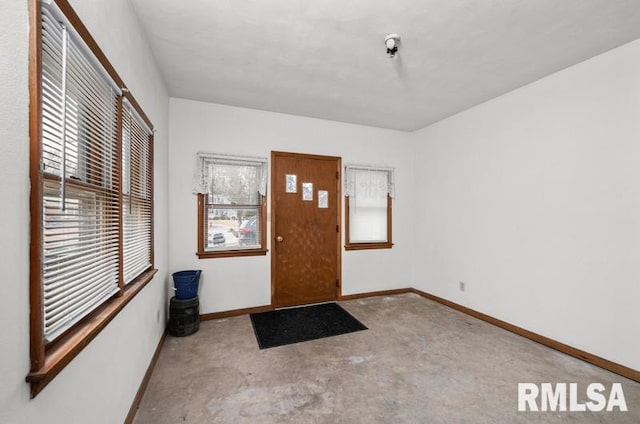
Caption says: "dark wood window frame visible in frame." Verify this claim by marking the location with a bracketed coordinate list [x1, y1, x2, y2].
[344, 194, 393, 251]
[196, 193, 268, 259]
[28, 0, 156, 398]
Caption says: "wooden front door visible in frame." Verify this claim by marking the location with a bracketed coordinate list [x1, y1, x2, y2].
[271, 151, 341, 308]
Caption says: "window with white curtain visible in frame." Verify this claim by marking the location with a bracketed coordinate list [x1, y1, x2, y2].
[194, 153, 268, 258]
[344, 165, 394, 249]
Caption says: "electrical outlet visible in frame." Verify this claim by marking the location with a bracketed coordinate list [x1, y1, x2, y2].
[459, 281, 466, 292]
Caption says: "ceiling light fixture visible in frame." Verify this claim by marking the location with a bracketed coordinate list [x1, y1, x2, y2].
[385, 34, 400, 58]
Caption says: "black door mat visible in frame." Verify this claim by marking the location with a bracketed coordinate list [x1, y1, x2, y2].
[250, 302, 367, 349]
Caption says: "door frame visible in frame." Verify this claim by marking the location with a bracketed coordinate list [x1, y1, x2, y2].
[270, 151, 342, 307]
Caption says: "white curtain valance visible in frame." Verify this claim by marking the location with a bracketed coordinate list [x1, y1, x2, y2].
[344, 164, 395, 199]
[193, 152, 268, 196]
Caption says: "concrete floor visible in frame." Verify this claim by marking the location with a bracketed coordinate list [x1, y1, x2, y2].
[134, 293, 640, 423]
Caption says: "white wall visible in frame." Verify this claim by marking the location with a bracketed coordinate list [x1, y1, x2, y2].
[412, 39, 640, 371]
[169, 99, 414, 313]
[0, 1, 169, 423]
[2, 4, 636, 421]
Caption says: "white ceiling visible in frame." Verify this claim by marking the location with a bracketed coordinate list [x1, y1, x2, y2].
[131, 0, 640, 131]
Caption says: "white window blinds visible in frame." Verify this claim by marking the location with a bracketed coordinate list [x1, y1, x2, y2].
[41, 4, 121, 341]
[122, 100, 153, 284]
[344, 165, 395, 243]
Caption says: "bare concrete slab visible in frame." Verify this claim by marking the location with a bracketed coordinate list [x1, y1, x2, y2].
[134, 293, 640, 423]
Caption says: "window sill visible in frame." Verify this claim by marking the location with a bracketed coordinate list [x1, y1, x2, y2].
[196, 249, 268, 259]
[26, 268, 158, 398]
[345, 242, 393, 251]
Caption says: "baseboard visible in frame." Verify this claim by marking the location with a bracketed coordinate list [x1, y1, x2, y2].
[193, 287, 638, 383]
[124, 329, 167, 424]
[199, 289, 414, 320]
[410, 288, 640, 383]
[200, 304, 274, 321]
[338, 288, 413, 301]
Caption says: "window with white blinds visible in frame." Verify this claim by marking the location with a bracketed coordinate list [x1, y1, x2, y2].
[41, 5, 121, 342]
[37, 2, 153, 343]
[122, 101, 153, 284]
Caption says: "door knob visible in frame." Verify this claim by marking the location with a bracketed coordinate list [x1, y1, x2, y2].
[276, 235, 284, 243]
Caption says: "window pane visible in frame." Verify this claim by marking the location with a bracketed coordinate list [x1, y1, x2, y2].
[40, 6, 121, 342]
[348, 168, 390, 243]
[204, 206, 262, 251]
[122, 104, 153, 284]
[349, 197, 388, 243]
[41, 8, 118, 186]
[208, 163, 262, 205]
[123, 196, 152, 283]
[42, 180, 119, 342]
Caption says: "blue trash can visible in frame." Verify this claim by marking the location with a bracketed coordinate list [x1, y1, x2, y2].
[172, 270, 202, 300]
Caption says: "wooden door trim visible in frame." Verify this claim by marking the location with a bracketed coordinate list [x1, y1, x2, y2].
[270, 151, 342, 308]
